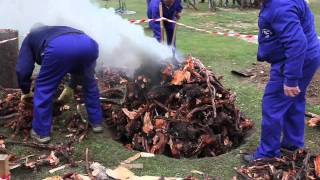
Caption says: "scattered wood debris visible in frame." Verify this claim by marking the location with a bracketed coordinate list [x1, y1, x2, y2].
[305, 112, 320, 127]
[49, 165, 68, 174]
[235, 149, 320, 179]
[100, 56, 254, 158]
[6, 139, 76, 171]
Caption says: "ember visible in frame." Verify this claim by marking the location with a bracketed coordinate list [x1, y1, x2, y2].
[236, 149, 320, 179]
[100, 56, 254, 158]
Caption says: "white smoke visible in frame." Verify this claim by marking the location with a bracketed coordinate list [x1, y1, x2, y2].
[0, 0, 174, 70]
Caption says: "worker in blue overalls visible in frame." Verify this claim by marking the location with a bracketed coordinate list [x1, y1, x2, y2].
[147, 0, 183, 45]
[243, 0, 320, 162]
[17, 25, 104, 143]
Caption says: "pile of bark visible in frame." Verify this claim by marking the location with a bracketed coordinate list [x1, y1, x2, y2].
[0, 87, 85, 171]
[0, 89, 32, 139]
[236, 149, 320, 179]
[99, 56, 254, 158]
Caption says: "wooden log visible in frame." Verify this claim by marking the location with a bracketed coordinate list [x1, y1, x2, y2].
[0, 154, 10, 179]
[0, 29, 18, 88]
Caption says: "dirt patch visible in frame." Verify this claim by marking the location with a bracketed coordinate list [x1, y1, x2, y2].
[234, 62, 320, 104]
[307, 70, 320, 104]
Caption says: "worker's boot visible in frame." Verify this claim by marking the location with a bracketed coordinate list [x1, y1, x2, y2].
[91, 123, 104, 133]
[76, 102, 104, 133]
[242, 153, 255, 164]
[30, 129, 51, 144]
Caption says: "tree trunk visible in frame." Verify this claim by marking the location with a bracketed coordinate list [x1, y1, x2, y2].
[0, 29, 19, 88]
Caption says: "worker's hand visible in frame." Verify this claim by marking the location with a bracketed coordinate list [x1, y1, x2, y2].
[284, 85, 301, 97]
[175, 13, 181, 20]
[21, 92, 33, 103]
[58, 85, 74, 103]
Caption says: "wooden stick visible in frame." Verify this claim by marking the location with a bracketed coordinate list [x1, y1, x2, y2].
[49, 164, 67, 174]
[85, 148, 94, 180]
[171, 21, 178, 64]
[0, 113, 19, 120]
[305, 111, 319, 118]
[171, 22, 178, 46]
[159, 1, 165, 43]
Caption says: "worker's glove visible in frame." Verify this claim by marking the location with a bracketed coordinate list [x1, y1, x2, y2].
[21, 92, 33, 103]
[175, 13, 181, 20]
[58, 85, 74, 103]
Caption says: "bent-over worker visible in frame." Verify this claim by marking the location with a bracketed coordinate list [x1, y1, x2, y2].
[16, 25, 104, 143]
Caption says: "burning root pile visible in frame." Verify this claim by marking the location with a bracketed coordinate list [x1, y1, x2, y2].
[100, 56, 254, 158]
[235, 149, 320, 180]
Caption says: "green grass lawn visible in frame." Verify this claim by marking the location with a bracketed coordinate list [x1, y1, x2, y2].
[310, 0, 320, 34]
[12, 1, 320, 179]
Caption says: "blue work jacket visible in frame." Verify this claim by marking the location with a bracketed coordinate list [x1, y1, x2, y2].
[147, 0, 183, 41]
[258, 0, 320, 87]
[16, 26, 83, 94]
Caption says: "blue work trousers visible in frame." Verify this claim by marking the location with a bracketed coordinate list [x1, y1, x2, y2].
[255, 56, 320, 159]
[32, 34, 103, 136]
[149, 21, 176, 46]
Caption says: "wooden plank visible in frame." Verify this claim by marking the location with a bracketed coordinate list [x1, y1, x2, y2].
[0, 29, 19, 88]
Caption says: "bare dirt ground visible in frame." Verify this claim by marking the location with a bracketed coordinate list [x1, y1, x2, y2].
[235, 62, 320, 104]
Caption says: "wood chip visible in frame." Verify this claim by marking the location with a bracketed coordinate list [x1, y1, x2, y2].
[140, 152, 155, 158]
[122, 108, 138, 120]
[122, 153, 141, 164]
[49, 165, 67, 174]
[190, 170, 204, 175]
[106, 166, 135, 179]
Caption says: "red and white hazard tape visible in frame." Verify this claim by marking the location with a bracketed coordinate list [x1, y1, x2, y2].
[129, 18, 165, 24]
[0, 37, 18, 45]
[129, 17, 258, 43]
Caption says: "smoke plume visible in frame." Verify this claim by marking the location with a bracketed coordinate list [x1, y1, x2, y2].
[0, 0, 174, 70]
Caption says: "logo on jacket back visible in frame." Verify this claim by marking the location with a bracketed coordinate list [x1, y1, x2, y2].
[262, 29, 273, 38]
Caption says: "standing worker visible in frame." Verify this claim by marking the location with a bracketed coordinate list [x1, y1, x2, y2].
[16, 25, 104, 143]
[243, 0, 320, 162]
[147, 0, 183, 45]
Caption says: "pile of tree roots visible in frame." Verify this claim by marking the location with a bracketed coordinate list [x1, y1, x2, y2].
[0, 56, 254, 160]
[99, 56, 254, 158]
